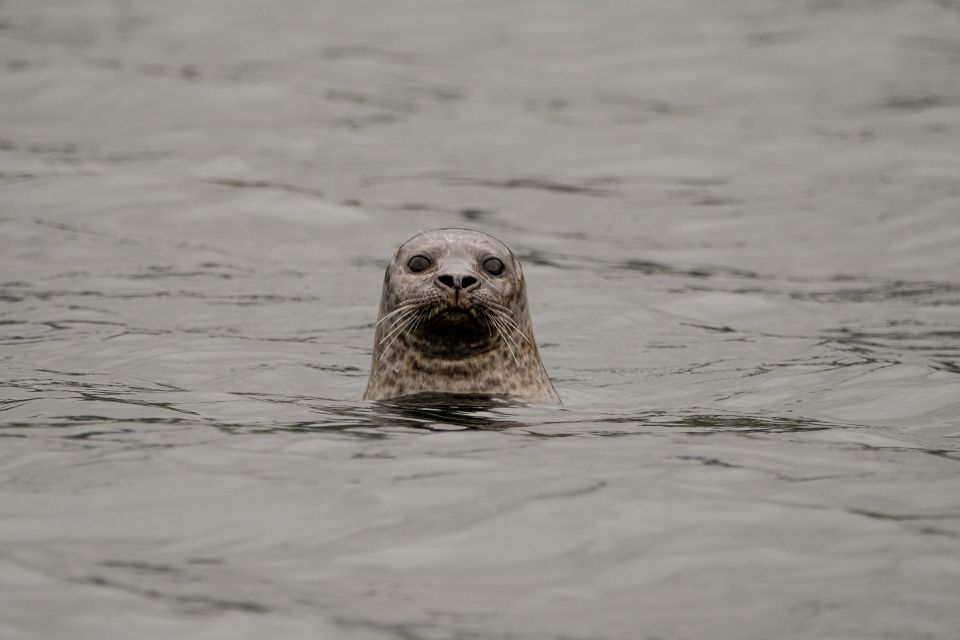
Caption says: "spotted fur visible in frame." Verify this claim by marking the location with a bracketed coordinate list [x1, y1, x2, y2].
[363, 229, 560, 403]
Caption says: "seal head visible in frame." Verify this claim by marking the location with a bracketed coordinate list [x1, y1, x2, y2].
[363, 229, 560, 403]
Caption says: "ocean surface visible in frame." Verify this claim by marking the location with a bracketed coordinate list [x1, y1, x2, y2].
[2, 1, 960, 639]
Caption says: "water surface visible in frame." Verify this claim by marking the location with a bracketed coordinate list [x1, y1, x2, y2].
[2, 1, 960, 639]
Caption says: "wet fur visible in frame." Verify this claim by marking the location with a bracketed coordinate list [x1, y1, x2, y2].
[364, 229, 560, 403]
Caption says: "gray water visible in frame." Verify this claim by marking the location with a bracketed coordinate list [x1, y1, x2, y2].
[3, 1, 960, 639]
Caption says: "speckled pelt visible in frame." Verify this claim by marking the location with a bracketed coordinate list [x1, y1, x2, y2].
[364, 229, 559, 403]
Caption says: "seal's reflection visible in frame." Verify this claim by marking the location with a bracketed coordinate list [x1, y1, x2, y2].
[371, 393, 530, 432]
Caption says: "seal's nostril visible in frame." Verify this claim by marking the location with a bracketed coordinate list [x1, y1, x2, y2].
[436, 273, 479, 291]
[437, 274, 456, 289]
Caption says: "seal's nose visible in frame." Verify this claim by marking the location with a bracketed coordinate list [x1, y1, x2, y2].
[436, 273, 479, 291]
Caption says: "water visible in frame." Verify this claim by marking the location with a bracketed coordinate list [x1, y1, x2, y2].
[2, 1, 960, 638]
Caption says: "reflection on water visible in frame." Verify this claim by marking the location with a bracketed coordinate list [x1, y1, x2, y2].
[1, 384, 845, 439]
[2, 0, 960, 638]
[371, 394, 531, 432]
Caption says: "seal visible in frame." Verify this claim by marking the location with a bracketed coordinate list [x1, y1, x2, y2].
[363, 229, 560, 403]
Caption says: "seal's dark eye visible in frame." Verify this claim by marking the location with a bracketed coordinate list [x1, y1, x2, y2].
[407, 255, 432, 273]
[482, 257, 505, 276]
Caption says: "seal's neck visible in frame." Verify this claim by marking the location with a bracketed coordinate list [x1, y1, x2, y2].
[364, 328, 558, 403]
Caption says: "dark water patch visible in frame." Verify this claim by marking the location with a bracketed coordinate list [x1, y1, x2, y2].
[70, 392, 201, 417]
[745, 29, 805, 46]
[335, 113, 401, 129]
[0, 286, 324, 306]
[372, 394, 531, 431]
[656, 413, 837, 434]
[693, 194, 739, 206]
[5, 376, 187, 395]
[632, 264, 759, 280]
[0, 320, 121, 344]
[618, 259, 757, 279]
[99, 560, 185, 576]
[848, 507, 960, 522]
[0, 416, 192, 431]
[302, 363, 365, 375]
[41, 319, 125, 330]
[677, 455, 739, 468]
[133, 62, 202, 80]
[381, 406, 851, 438]
[929, 450, 960, 462]
[65, 428, 137, 440]
[363, 171, 614, 196]
[126, 264, 250, 280]
[205, 177, 325, 198]
[620, 258, 709, 277]
[335, 614, 639, 640]
[326, 84, 458, 114]
[792, 279, 960, 305]
[441, 175, 614, 196]
[934, 360, 960, 373]
[460, 207, 493, 221]
[657, 175, 729, 187]
[848, 508, 960, 539]
[904, 35, 960, 55]
[825, 326, 960, 372]
[395, 202, 442, 212]
[31, 218, 138, 243]
[519, 410, 845, 437]
[77, 574, 270, 614]
[0, 138, 78, 155]
[681, 322, 736, 333]
[205, 293, 321, 305]
[6, 58, 34, 72]
[102, 149, 175, 164]
[325, 89, 372, 105]
[379, 201, 497, 219]
[513, 249, 572, 270]
[508, 248, 760, 280]
[321, 45, 430, 66]
[0, 171, 41, 181]
[880, 94, 960, 111]
[0, 399, 33, 411]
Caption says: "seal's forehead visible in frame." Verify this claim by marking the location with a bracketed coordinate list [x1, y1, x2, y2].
[394, 228, 513, 258]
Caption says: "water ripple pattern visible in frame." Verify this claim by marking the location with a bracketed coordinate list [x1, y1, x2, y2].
[1, 1, 959, 639]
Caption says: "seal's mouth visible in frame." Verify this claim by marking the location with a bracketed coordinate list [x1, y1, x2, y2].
[418, 303, 490, 351]
[430, 304, 479, 328]
[438, 306, 471, 317]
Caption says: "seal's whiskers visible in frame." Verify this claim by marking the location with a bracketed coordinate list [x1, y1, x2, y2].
[375, 302, 419, 328]
[378, 307, 420, 347]
[379, 307, 423, 356]
[487, 306, 531, 346]
[488, 312, 521, 366]
[363, 228, 560, 403]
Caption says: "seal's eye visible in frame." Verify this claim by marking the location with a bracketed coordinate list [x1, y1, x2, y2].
[482, 257, 505, 276]
[407, 255, 432, 273]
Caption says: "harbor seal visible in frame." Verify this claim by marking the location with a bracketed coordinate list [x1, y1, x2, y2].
[363, 229, 560, 403]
